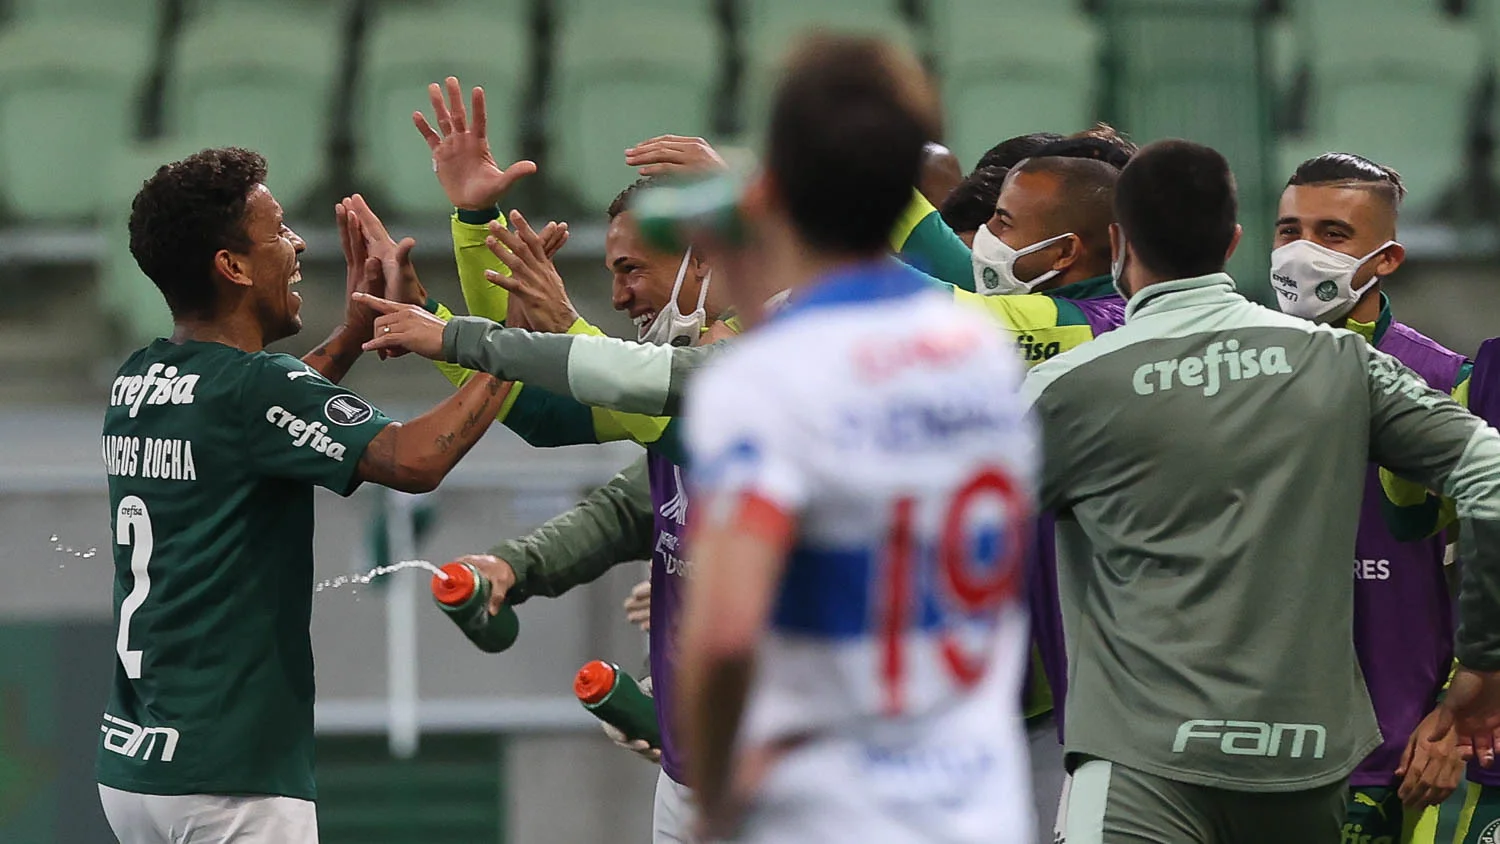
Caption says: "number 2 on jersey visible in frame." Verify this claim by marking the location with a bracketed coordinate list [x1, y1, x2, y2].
[115, 495, 154, 679]
[880, 467, 1029, 715]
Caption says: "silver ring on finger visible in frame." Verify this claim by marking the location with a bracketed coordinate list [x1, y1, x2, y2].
[383, 326, 391, 334]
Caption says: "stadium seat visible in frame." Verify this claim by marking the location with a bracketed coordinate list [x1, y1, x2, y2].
[927, 0, 1100, 169]
[163, 9, 344, 211]
[7, 0, 162, 29]
[1285, 2, 1482, 216]
[0, 22, 153, 220]
[356, 2, 530, 218]
[550, 9, 720, 210]
[551, 0, 715, 19]
[737, 3, 918, 140]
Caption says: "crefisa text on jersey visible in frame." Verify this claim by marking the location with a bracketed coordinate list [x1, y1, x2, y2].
[102, 435, 198, 481]
[109, 363, 200, 418]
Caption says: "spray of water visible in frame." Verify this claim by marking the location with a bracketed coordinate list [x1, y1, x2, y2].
[313, 559, 449, 594]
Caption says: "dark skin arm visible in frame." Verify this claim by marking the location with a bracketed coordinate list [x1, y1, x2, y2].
[355, 372, 511, 493]
[301, 204, 382, 383]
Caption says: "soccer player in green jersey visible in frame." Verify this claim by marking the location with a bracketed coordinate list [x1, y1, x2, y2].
[97, 148, 512, 844]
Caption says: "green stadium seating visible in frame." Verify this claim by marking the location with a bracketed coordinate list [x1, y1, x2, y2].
[550, 9, 720, 210]
[1285, 1, 1482, 216]
[356, 2, 530, 218]
[927, 0, 1100, 169]
[737, 3, 917, 140]
[551, 0, 716, 19]
[164, 9, 344, 211]
[0, 22, 153, 220]
[8, 0, 162, 29]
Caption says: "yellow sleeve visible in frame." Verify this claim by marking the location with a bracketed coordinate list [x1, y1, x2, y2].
[452, 213, 510, 323]
[1378, 375, 1470, 535]
[428, 301, 524, 421]
[890, 189, 936, 253]
[952, 288, 1099, 368]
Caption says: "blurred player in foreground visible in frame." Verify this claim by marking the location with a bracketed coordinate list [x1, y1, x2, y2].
[97, 149, 511, 843]
[1024, 139, 1500, 842]
[676, 35, 1039, 843]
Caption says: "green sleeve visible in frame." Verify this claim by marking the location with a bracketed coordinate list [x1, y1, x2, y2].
[243, 354, 395, 496]
[493, 455, 654, 604]
[501, 386, 604, 448]
[890, 190, 975, 291]
[441, 314, 726, 418]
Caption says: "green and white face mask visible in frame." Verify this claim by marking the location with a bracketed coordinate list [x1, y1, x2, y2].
[970, 225, 1074, 295]
[1269, 239, 1396, 323]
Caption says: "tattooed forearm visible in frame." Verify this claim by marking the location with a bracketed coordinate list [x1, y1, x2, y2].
[435, 432, 457, 454]
[301, 326, 362, 384]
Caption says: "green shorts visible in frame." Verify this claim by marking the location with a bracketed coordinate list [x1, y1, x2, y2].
[1413, 782, 1500, 844]
[1064, 759, 1346, 844]
[1345, 786, 1439, 844]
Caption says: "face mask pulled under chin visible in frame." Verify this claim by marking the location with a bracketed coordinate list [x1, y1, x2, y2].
[636, 248, 710, 347]
[970, 226, 1073, 295]
[1269, 239, 1396, 324]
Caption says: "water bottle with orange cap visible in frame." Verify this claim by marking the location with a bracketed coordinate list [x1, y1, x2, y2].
[430, 560, 520, 653]
[574, 660, 661, 748]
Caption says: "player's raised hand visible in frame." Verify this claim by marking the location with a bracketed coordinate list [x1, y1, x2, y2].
[448, 554, 517, 616]
[344, 194, 428, 306]
[625, 134, 727, 177]
[1397, 706, 1464, 807]
[356, 293, 448, 360]
[484, 210, 579, 334]
[414, 76, 538, 211]
[336, 203, 380, 339]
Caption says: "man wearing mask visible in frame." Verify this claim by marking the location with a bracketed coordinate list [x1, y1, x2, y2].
[1269, 152, 1474, 843]
[1025, 138, 1500, 843]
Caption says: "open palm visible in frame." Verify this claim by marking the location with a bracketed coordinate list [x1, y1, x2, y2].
[415, 76, 536, 211]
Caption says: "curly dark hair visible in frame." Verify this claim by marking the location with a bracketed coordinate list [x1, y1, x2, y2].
[128, 147, 267, 318]
[939, 165, 1008, 235]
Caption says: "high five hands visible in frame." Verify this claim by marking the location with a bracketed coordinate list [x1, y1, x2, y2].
[415, 76, 537, 212]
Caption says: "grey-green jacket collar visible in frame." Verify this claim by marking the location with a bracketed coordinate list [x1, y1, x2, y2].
[1125, 273, 1238, 321]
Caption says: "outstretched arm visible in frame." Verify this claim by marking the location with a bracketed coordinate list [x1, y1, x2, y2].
[355, 374, 511, 494]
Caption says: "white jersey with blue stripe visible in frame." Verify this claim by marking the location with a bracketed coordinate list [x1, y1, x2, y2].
[686, 259, 1038, 754]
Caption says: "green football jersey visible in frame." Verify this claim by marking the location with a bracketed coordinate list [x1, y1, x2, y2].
[96, 339, 393, 800]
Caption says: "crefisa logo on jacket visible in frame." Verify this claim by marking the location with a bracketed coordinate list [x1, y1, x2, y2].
[324, 394, 374, 426]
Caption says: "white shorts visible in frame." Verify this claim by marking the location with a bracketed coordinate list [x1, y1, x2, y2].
[653, 770, 697, 844]
[98, 785, 318, 844]
[736, 733, 1033, 844]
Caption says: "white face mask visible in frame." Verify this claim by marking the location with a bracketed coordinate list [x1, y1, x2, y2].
[1269, 239, 1397, 323]
[970, 226, 1075, 295]
[636, 248, 710, 347]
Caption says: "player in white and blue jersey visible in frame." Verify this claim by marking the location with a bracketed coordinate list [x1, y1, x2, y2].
[677, 35, 1038, 844]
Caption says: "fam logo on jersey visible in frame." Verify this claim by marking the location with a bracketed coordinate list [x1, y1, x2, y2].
[265, 406, 347, 461]
[110, 363, 200, 418]
[100, 713, 179, 763]
[324, 394, 374, 426]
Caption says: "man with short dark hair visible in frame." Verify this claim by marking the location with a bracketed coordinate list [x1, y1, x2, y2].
[96, 148, 512, 843]
[939, 165, 1008, 246]
[677, 34, 1037, 843]
[1024, 139, 1500, 842]
[1269, 152, 1473, 842]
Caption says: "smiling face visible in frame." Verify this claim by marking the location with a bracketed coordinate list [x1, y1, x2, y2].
[232, 185, 306, 343]
[605, 210, 707, 333]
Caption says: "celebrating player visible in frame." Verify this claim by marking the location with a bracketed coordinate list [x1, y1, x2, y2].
[1024, 139, 1500, 842]
[1266, 152, 1472, 840]
[677, 34, 1038, 843]
[96, 148, 512, 844]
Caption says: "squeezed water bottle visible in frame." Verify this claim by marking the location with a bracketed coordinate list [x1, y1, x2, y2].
[431, 561, 520, 653]
[573, 660, 661, 748]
